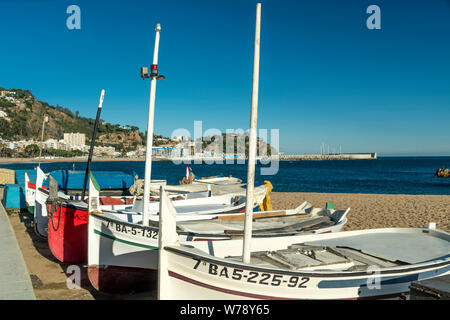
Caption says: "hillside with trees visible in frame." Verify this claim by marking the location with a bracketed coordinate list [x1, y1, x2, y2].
[0, 86, 170, 154]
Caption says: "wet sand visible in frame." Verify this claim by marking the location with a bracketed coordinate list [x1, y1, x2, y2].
[6, 191, 450, 299]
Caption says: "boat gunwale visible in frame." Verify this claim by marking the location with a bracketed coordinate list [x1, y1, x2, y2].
[165, 245, 450, 278]
[89, 209, 347, 239]
[163, 228, 450, 278]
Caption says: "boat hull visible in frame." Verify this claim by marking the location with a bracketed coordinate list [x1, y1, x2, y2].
[160, 229, 450, 300]
[88, 265, 158, 293]
[164, 249, 450, 299]
[47, 199, 136, 263]
[48, 202, 88, 263]
[53, 192, 250, 265]
[87, 210, 345, 293]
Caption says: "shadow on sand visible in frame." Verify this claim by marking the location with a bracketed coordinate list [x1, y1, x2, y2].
[18, 210, 157, 300]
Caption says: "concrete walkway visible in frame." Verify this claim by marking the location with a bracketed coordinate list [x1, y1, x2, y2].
[0, 201, 35, 299]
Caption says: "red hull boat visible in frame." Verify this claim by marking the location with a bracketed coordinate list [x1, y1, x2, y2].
[47, 197, 135, 263]
[47, 202, 88, 263]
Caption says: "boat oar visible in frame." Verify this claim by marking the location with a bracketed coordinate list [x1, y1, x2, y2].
[81, 89, 105, 200]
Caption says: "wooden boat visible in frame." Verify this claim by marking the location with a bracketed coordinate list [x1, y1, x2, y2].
[157, 189, 450, 300]
[48, 173, 266, 264]
[25, 171, 47, 214]
[193, 176, 243, 186]
[24, 168, 140, 214]
[31, 167, 140, 239]
[87, 191, 348, 293]
[34, 186, 136, 239]
[181, 166, 243, 185]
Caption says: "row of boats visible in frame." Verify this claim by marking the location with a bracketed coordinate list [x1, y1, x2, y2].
[23, 163, 450, 300]
[23, 3, 450, 299]
[25, 166, 349, 293]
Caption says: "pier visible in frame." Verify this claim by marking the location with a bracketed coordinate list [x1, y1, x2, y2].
[280, 153, 377, 161]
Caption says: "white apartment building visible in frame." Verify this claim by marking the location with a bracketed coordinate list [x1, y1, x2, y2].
[58, 140, 71, 151]
[44, 138, 58, 149]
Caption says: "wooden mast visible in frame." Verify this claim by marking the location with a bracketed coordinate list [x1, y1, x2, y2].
[142, 24, 162, 226]
[81, 89, 105, 200]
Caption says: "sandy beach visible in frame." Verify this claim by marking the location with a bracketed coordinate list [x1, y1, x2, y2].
[270, 192, 450, 232]
[5, 191, 450, 299]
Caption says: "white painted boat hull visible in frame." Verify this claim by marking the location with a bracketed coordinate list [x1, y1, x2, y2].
[87, 205, 347, 292]
[159, 228, 450, 300]
[164, 248, 449, 300]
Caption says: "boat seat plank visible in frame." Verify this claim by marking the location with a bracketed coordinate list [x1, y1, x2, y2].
[330, 247, 400, 267]
[215, 210, 288, 222]
[301, 231, 450, 264]
[223, 216, 333, 236]
[312, 250, 349, 265]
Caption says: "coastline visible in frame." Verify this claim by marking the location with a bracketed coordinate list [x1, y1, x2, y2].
[0, 157, 165, 163]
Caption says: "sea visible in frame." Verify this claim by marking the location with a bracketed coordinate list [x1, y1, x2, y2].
[2, 156, 450, 195]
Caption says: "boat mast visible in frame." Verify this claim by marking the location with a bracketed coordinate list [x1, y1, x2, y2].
[142, 24, 162, 226]
[243, 3, 262, 264]
[81, 89, 105, 200]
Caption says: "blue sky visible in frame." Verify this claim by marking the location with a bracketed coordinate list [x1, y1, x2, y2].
[0, 0, 449, 155]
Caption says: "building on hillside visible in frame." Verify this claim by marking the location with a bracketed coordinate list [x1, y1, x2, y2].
[93, 146, 116, 157]
[64, 132, 86, 149]
[16, 140, 36, 148]
[71, 144, 88, 152]
[58, 140, 71, 151]
[0, 110, 7, 118]
[44, 138, 59, 149]
[6, 142, 17, 150]
[0, 90, 16, 97]
[173, 135, 190, 142]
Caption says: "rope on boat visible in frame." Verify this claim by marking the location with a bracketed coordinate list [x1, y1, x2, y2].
[47, 199, 62, 232]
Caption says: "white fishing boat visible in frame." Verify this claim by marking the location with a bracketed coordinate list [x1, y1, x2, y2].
[181, 166, 243, 186]
[87, 181, 348, 292]
[35, 169, 243, 239]
[193, 176, 243, 186]
[24, 171, 41, 214]
[157, 193, 450, 299]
